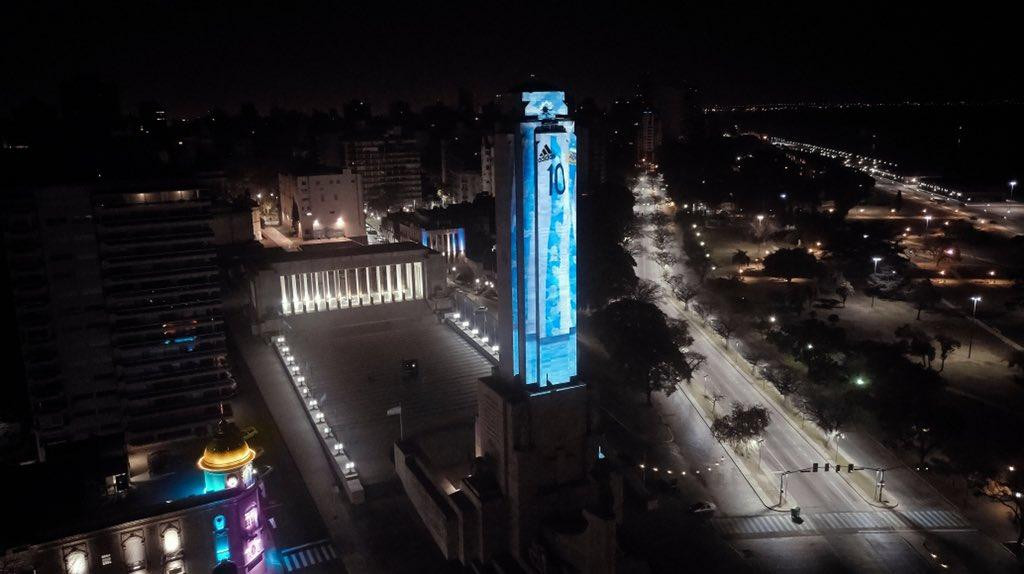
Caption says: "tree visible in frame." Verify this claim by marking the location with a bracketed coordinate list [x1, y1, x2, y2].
[895, 324, 936, 368]
[623, 279, 663, 304]
[766, 366, 801, 401]
[804, 386, 857, 437]
[655, 250, 681, 267]
[911, 279, 941, 320]
[712, 403, 772, 450]
[980, 468, 1024, 546]
[668, 318, 695, 350]
[710, 392, 728, 419]
[690, 256, 713, 283]
[1009, 350, 1024, 384]
[763, 248, 820, 282]
[934, 334, 961, 372]
[836, 284, 851, 307]
[290, 199, 301, 234]
[668, 276, 700, 309]
[682, 351, 707, 384]
[731, 249, 751, 267]
[713, 315, 739, 348]
[595, 299, 691, 404]
[368, 183, 404, 214]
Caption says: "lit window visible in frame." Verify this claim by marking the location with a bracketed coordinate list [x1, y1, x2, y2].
[101, 554, 113, 566]
[162, 527, 181, 555]
[243, 505, 259, 531]
[243, 534, 264, 565]
[65, 550, 88, 574]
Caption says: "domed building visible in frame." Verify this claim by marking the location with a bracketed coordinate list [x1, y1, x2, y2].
[6, 419, 272, 574]
[198, 419, 257, 493]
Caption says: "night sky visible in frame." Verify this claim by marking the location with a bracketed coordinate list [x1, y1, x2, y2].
[3, 3, 1020, 116]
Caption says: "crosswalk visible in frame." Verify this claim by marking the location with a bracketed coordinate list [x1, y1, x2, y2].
[713, 508, 972, 538]
[281, 539, 338, 572]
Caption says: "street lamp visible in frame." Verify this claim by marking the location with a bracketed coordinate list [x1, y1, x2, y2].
[855, 377, 866, 387]
[968, 295, 982, 358]
[871, 256, 882, 273]
[924, 215, 933, 230]
[1010, 180, 1018, 199]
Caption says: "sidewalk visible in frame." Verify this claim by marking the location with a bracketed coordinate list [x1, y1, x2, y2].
[227, 312, 370, 573]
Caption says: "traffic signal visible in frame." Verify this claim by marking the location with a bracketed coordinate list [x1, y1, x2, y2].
[824, 463, 831, 472]
[812, 463, 819, 472]
[835, 463, 841, 473]
[847, 464, 854, 473]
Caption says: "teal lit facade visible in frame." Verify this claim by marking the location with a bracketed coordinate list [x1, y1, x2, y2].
[507, 91, 578, 387]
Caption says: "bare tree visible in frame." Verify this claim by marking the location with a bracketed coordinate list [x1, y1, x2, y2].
[624, 279, 663, 304]
[711, 392, 728, 419]
[683, 351, 707, 379]
[714, 315, 739, 348]
[668, 276, 700, 310]
[935, 334, 961, 372]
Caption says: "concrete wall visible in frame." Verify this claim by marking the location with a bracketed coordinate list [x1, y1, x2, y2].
[393, 443, 459, 560]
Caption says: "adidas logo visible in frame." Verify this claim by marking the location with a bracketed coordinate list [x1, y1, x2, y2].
[538, 144, 553, 162]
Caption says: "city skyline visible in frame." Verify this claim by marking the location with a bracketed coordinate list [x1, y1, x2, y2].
[3, 4, 1022, 116]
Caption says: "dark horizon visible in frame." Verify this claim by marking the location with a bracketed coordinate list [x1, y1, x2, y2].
[3, 4, 1021, 117]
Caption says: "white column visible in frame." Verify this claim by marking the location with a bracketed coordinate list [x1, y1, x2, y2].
[324, 270, 334, 309]
[280, 275, 291, 315]
[385, 264, 393, 303]
[343, 269, 351, 307]
[375, 266, 383, 305]
[302, 273, 311, 312]
[313, 271, 322, 310]
[405, 263, 414, 300]
[414, 261, 424, 299]
[365, 267, 372, 305]
[353, 268, 361, 306]
[395, 264, 404, 301]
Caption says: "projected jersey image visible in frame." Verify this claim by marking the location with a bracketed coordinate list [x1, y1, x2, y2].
[522, 130, 578, 386]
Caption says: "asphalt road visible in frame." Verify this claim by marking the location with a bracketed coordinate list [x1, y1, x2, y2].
[630, 174, 1019, 572]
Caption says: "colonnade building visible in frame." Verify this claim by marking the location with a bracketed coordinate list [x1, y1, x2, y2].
[246, 241, 447, 334]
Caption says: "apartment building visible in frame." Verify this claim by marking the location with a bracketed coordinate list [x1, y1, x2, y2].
[3, 184, 234, 458]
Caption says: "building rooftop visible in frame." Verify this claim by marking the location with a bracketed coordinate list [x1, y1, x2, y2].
[254, 240, 428, 266]
[281, 314, 492, 484]
[0, 435, 244, 551]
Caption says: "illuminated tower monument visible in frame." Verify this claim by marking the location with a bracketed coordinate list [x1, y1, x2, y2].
[497, 91, 579, 387]
[464, 90, 618, 572]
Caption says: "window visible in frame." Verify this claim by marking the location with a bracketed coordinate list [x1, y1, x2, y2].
[243, 504, 259, 531]
[162, 526, 181, 556]
[122, 531, 146, 570]
[101, 554, 113, 566]
[65, 549, 88, 574]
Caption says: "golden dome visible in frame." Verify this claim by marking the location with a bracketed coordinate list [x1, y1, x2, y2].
[198, 420, 255, 472]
